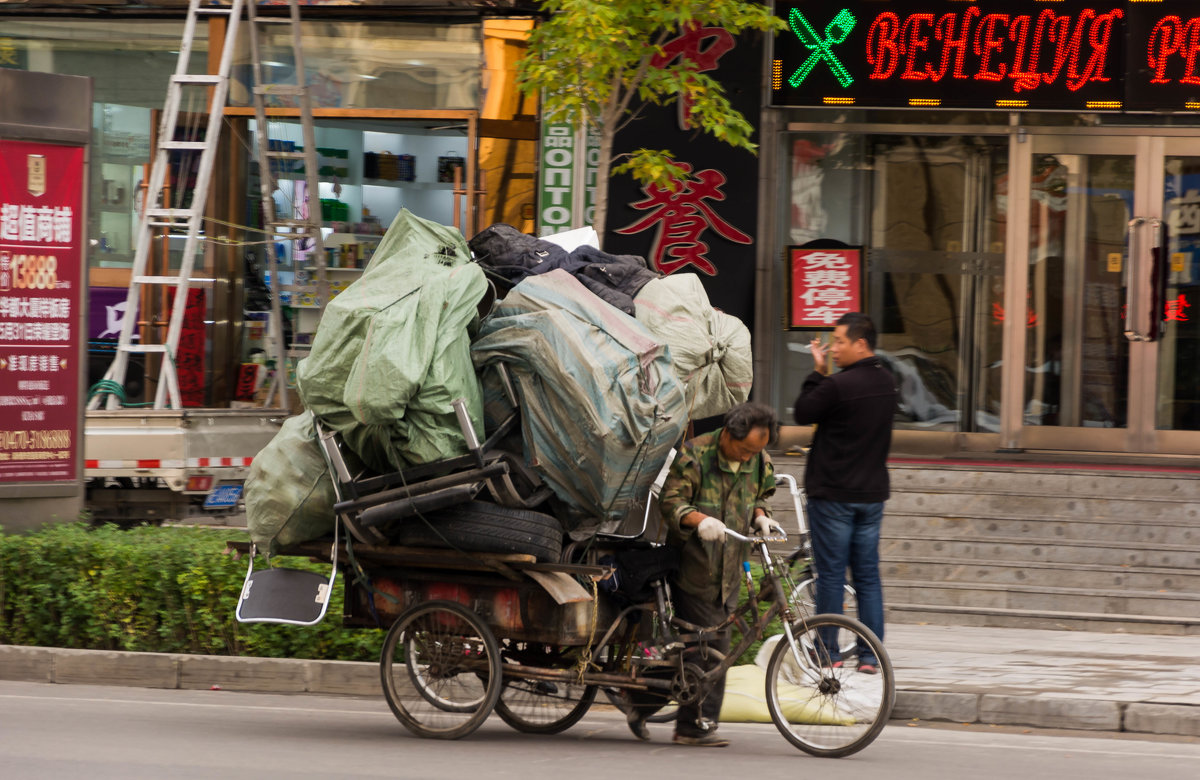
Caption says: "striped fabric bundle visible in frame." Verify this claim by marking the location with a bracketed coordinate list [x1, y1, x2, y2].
[473, 269, 688, 540]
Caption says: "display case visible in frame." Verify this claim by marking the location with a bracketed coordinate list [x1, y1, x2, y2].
[247, 119, 469, 363]
[90, 103, 152, 268]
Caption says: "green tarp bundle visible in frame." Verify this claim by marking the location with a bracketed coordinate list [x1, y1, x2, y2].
[296, 209, 487, 474]
[473, 269, 688, 539]
[244, 410, 336, 553]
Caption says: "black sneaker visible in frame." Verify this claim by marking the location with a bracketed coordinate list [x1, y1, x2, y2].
[672, 732, 730, 747]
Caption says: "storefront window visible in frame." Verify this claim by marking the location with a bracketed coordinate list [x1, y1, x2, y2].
[229, 21, 480, 111]
[0, 18, 204, 270]
[778, 133, 1007, 433]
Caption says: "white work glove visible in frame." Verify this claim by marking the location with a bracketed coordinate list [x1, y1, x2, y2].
[754, 516, 784, 537]
[696, 515, 726, 543]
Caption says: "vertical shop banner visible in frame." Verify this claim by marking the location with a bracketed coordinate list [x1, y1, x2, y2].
[787, 246, 862, 328]
[603, 28, 763, 325]
[0, 140, 84, 483]
[537, 122, 599, 235]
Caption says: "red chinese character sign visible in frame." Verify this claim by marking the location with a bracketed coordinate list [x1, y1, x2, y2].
[616, 162, 752, 276]
[788, 246, 863, 328]
[0, 140, 84, 483]
[603, 28, 762, 324]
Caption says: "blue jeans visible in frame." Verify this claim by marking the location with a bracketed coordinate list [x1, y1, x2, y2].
[806, 499, 885, 666]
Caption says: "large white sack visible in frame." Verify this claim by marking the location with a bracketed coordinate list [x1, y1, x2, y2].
[634, 274, 753, 419]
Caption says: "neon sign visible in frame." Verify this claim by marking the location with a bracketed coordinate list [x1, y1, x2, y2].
[772, 1, 1200, 112]
[788, 8, 856, 88]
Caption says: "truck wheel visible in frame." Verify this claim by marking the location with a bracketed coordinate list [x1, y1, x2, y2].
[394, 500, 563, 562]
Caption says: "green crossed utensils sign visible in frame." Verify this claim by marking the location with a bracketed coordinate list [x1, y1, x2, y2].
[788, 8, 856, 89]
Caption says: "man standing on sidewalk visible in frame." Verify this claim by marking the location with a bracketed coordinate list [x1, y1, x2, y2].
[793, 312, 896, 673]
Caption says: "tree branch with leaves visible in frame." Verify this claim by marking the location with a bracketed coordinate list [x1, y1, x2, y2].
[517, 0, 783, 238]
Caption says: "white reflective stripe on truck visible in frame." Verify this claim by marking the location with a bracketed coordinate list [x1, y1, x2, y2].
[85, 457, 254, 469]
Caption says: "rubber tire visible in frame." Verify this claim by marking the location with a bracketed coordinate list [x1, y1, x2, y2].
[495, 678, 597, 734]
[393, 500, 563, 562]
[765, 614, 894, 758]
[380, 600, 501, 740]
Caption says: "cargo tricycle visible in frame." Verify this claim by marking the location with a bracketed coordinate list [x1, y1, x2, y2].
[235, 390, 893, 758]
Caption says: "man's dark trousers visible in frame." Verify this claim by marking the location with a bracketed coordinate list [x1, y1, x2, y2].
[671, 586, 739, 736]
[807, 498, 885, 666]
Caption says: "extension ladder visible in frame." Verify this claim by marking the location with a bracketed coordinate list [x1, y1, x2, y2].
[89, 0, 326, 411]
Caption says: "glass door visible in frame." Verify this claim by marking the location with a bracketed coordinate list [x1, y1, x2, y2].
[1012, 135, 1200, 454]
[1154, 139, 1200, 452]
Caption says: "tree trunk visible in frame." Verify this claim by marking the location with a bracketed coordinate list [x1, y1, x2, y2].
[591, 126, 616, 248]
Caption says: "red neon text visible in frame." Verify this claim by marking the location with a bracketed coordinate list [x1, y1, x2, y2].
[1148, 17, 1200, 86]
[865, 7, 1122, 93]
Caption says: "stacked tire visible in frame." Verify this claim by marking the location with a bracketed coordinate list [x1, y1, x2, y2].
[393, 500, 562, 562]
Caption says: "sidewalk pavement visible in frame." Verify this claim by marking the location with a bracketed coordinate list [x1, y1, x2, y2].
[2, 623, 1199, 738]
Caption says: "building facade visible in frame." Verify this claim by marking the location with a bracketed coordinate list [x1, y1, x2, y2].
[760, 1, 1200, 459]
[0, 0, 539, 408]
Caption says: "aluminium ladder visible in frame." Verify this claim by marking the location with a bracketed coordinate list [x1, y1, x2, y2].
[90, 0, 327, 411]
[245, 0, 327, 410]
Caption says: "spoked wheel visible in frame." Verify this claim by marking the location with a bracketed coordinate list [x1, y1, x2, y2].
[380, 600, 501, 740]
[495, 642, 597, 734]
[600, 686, 678, 725]
[790, 578, 859, 652]
[765, 613, 894, 758]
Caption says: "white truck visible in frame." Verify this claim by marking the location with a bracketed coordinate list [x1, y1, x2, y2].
[84, 408, 282, 524]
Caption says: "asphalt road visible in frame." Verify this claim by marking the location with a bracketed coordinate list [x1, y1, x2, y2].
[1, 681, 1197, 780]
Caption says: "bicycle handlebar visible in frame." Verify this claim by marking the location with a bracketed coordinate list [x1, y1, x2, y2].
[724, 527, 788, 544]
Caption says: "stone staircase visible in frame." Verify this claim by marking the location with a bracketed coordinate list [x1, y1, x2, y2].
[767, 455, 1200, 635]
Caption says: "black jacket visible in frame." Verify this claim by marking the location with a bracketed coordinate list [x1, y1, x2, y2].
[793, 357, 896, 503]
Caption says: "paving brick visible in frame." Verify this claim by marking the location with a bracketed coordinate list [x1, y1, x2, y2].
[979, 694, 1121, 731]
[178, 655, 307, 693]
[0, 645, 54, 683]
[892, 691, 979, 723]
[1124, 703, 1200, 737]
[53, 648, 178, 688]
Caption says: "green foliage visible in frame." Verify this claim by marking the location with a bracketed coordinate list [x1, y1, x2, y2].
[731, 560, 784, 665]
[519, 0, 781, 133]
[517, 0, 784, 229]
[0, 523, 381, 661]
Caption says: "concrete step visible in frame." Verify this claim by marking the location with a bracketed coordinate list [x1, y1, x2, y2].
[881, 556, 1200, 591]
[885, 490, 1200, 524]
[883, 513, 1200, 546]
[884, 580, 1200, 619]
[885, 602, 1200, 636]
[881, 534, 1200, 569]
[889, 465, 1200, 502]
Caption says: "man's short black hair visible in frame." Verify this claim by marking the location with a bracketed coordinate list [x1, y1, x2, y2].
[836, 312, 877, 351]
[723, 401, 778, 444]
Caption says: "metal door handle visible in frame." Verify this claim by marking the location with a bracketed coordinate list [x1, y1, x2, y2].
[1124, 217, 1165, 343]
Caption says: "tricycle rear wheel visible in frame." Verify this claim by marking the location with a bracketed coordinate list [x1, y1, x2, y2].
[495, 642, 596, 734]
[380, 600, 501, 740]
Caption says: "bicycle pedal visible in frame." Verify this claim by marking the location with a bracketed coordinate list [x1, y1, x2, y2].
[661, 641, 686, 655]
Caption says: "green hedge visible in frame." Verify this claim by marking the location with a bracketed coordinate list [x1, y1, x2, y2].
[0, 522, 783, 667]
[0, 523, 382, 661]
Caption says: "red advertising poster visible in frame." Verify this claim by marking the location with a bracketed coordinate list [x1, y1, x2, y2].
[788, 245, 863, 329]
[0, 140, 84, 483]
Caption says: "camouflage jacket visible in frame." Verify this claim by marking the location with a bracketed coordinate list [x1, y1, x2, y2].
[659, 428, 776, 603]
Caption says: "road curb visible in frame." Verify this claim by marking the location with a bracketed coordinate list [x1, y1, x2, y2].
[4, 644, 1200, 736]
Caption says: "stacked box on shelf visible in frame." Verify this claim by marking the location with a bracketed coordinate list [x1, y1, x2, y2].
[317, 146, 349, 178]
[376, 151, 399, 180]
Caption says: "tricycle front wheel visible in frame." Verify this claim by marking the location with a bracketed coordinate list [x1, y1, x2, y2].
[380, 599, 501, 740]
[765, 613, 894, 758]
